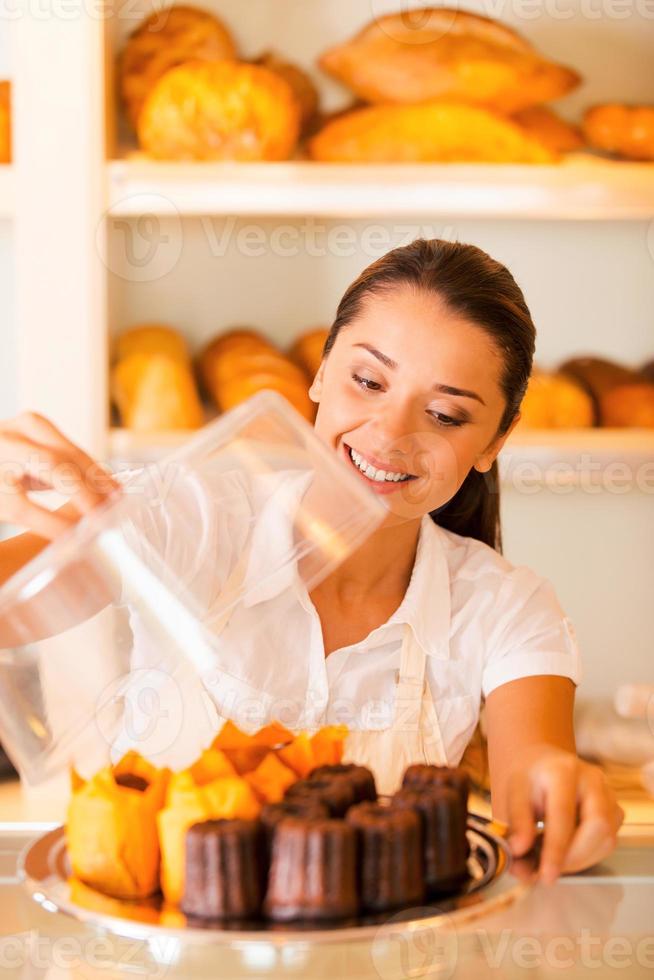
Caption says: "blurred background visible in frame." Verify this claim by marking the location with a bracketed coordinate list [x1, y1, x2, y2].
[0, 0, 652, 788]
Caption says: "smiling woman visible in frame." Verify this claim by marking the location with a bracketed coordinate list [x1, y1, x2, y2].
[0, 239, 623, 885]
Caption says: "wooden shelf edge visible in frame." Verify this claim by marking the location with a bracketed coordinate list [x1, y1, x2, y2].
[106, 156, 654, 220]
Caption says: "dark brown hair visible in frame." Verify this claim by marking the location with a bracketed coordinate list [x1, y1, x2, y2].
[322, 239, 536, 553]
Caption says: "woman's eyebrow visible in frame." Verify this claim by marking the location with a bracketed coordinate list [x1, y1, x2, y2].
[351, 342, 486, 405]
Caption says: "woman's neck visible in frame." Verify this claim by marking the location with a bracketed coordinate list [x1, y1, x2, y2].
[311, 517, 423, 605]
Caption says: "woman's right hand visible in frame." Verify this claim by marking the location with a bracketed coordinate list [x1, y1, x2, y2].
[0, 412, 120, 540]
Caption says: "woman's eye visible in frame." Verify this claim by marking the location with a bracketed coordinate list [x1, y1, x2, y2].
[352, 373, 382, 391]
[429, 412, 465, 428]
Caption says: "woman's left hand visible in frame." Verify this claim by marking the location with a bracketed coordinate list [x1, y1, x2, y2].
[505, 744, 625, 884]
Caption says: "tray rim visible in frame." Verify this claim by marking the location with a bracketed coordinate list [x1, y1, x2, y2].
[18, 814, 531, 948]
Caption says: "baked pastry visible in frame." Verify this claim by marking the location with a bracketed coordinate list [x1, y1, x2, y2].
[263, 817, 359, 921]
[402, 764, 470, 811]
[583, 104, 654, 162]
[253, 52, 320, 136]
[66, 756, 168, 900]
[559, 357, 654, 428]
[114, 323, 190, 364]
[288, 328, 329, 378]
[137, 61, 301, 161]
[206, 349, 310, 390]
[519, 369, 596, 428]
[285, 775, 357, 817]
[310, 764, 377, 804]
[319, 9, 580, 115]
[111, 352, 205, 430]
[641, 360, 654, 383]
[217, 372, 315, 421]
[347, 802, 424, 911]
[512, 106, 585, 154]
[260, 799, 329, 861]
[309, 102, 556, 163]
[181, 818, 264, 919]
[119, 5, 237, 129]
[0, 80, 11, 163]
[393, 786, 469, 892]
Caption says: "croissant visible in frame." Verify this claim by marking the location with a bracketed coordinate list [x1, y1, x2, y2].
[119, 5, 237, 129]
[137, 61, 301, 161]
[319, 8, 580, 115]
[309, 101, 556, 164]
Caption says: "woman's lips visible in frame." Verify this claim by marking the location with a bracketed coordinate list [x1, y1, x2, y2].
[342, 442, 419, 495]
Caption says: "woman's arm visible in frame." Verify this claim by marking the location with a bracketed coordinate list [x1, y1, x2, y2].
[485, 675, 624, 883]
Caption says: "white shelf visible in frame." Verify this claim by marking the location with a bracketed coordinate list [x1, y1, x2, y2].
[107, 155, 654, 220]
[109, 426, 654, 490]
[0, 165, 14, 218]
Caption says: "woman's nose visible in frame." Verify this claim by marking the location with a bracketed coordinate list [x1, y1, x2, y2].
[371, 397, 418, 449]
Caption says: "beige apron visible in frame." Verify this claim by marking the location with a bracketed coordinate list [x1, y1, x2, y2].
[204, 526, 451, 797]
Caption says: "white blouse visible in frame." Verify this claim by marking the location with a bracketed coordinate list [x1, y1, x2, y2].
[122, 466, 582, 768]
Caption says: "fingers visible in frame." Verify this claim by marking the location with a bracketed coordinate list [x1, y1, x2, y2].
[1, 487, 78, 540]
[506, 768, 538, 858]
[561, 768, 622, 874]
[537, 756, 579, 884]
[0, 413, 119, 532]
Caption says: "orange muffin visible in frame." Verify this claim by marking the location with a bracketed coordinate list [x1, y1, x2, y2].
[137, 60, 301, 161]
[309, 101, 556, 164]
[319, 8, 580, 115]
[583, 104, 654, 162]
[0, 81, 11, 163]
[119, 5, 237, 129]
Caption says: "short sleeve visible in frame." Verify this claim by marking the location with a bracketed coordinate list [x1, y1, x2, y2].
[481, 566, 583, 699]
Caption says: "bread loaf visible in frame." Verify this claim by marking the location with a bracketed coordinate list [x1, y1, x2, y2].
[319, 8, 580, 114]
[559, 357, 654, 428]
[112, 323, 204, 431]
[512, 107, 585, 154]
[583, 104, 654, 162]
[0, 81, 11, 164]
[137, 61, 301, 161]
[309, 102, 556, 163]
[520, 369, 596, 428]
[288, 328, 329, 379]
[119, 5, 237, 129]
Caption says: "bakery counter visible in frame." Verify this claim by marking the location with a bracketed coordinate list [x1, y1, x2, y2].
[1, 778, 653, 979]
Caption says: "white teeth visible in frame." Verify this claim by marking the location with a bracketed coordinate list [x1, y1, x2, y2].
[349, 446, 411, 482]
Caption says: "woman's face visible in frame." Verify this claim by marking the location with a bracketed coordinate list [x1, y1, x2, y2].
[310, 286, 520, 525]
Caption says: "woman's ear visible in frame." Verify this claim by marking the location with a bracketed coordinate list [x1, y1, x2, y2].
[474, 413, 521, 473]
[308, 362, 325, 404]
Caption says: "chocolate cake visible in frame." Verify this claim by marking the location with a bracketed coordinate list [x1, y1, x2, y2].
[402, 764, 470, 810]
[346, 801, 424, 912]
[181, 819, 264, 920]
[260, 799, 329, 861]
[392, 785, 469, 893]
[284, 775, 357, 817]
[263, 817, 359, 921]
[310, 763, 377, 803]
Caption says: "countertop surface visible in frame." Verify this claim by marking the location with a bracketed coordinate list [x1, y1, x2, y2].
[1, 777, 653, 979]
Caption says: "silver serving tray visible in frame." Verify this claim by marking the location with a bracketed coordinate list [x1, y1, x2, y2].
[19, 815, 531, 946]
